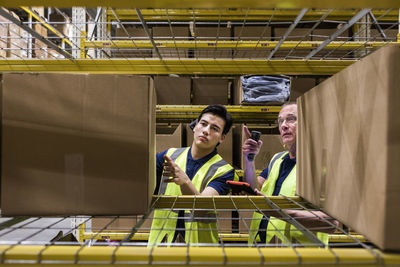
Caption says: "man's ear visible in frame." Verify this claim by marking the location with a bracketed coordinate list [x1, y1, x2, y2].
[189, 119, 198, 131]
[219, 134, 226, 144]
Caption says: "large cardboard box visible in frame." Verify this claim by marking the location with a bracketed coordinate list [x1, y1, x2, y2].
[311, 28, 350, 58]
[8, 11, 22, 58]
[92, 212, 153, 233]
[186, 124, 233, 165]
[114, 26, 152, 58]
[154, 76, 191, 105]
[273, 27, 311, 58]
[34, 23, 48, 59]
[297, 45, 400, 251]
[0, 14, 8, 58]
[153, 26, 189, 58]
[1, 73, 156, 216]
[290, 77, 317, 100]
[192, 78, 229, 105]
[193, 27, 231, 59]
[233, 26, 272, 58]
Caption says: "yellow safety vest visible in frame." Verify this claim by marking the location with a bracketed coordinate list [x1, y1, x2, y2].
[149, 147, 238, 246]
[248, 152, 328, 245]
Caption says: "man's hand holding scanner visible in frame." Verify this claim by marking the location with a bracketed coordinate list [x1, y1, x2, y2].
[242, 126, 263, 161]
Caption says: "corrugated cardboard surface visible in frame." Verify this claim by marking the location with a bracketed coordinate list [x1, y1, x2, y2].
[2, 73, 156, 216]
[153, 26, 189, 58]
[233, 26, 271, 58]
[186, 125, 233, 165]
[156, 124, 182, 153]
[155, 76, 191, 105]
[193, 27, 231, 58]
[192, 78, 229, 105]
[273, 27, 311, 58]
[297, 45, 400, 251]
[290, 77, 317, 100]
[114, 26, 152, 58]
[92, 212, 154, 232]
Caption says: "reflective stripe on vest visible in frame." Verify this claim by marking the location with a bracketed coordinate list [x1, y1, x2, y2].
[149, 147, 235, 246]
[158, 147, 188, 195]
[248, 152, 328, 245]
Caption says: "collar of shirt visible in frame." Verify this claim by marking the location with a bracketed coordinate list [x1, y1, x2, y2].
[186, 147, 218, 179]
[282, 152, 296, 164]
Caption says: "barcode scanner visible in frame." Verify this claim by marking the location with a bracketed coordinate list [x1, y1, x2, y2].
[247, 130, 261, 161]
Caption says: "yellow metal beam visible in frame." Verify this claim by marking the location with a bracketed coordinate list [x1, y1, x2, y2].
[81, 229, 367, 243]
[0, 245, 399, 266]
[20, 6, 73, 48]
[83, 40, 397, 50]
[0, 59, 355, 75]
[107, 9, 400, 22]
[0, 0, 400, 8]
[156, 105, 281, 123]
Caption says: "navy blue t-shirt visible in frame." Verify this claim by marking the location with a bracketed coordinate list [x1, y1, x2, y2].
[257, 153, 296, 242]
[154, 147, 234, 195]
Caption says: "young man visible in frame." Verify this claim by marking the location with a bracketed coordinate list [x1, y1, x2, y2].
[242, 102, 336, 244]
[149, 105, 238, 246]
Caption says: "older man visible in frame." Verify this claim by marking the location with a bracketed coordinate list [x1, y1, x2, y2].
[242, 102, 336, 244]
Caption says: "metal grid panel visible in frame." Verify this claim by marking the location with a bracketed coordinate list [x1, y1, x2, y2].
[0, 7, 398, 74]
[0, 196, 399, 266]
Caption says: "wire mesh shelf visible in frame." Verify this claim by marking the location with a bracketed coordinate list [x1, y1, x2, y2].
[0, 196, 399, 266]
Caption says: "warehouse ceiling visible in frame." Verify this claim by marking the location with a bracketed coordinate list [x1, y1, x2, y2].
[0, 6, 399, 74]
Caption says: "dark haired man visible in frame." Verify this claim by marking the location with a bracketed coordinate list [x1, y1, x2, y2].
[149, 105, 238, 246]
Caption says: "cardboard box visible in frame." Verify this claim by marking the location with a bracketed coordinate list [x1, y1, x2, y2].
[217, 211, 233, 233]
[34, 23, 48, 59]
[192, 78, 229, 105]
[154, 76, 191, 105]
[238, 211, 254, 233]
[193, 27, 231, 58]
[370, 28, 398, 41]
[290, 77, 317, 100]
[312, 28, 350, 58]
[273, 27, 311, 58]
[297, 45, 400, 251]
[1, 73, 156, 216]
[0, 14, 8, 58]
[49, 12, 69, 36]
[92, 212, 154, 233]
[186, 124, 233, 165]
[153, 26, 189, 58]
[233, 26, 272, 58]
[156, 124, 183, 153]
[8, 11, 21, 58]
[114, 25, 152, 58]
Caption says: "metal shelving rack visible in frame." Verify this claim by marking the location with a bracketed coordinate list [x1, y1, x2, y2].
[1, 196, 400, 266]
[0, 1, 400, 266]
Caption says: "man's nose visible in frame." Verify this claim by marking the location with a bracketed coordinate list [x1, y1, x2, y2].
[280, 121, 289, 130]
[202, 125, 210, 134]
